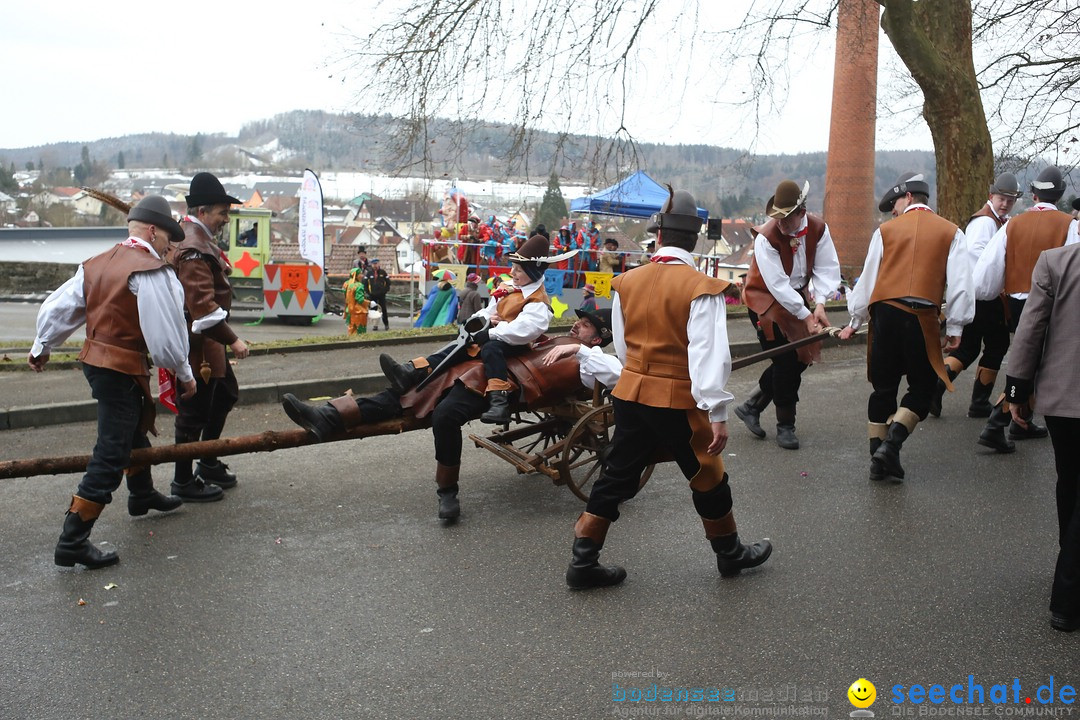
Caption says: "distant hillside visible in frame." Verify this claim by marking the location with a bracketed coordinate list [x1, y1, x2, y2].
[0, 111, 939, 216]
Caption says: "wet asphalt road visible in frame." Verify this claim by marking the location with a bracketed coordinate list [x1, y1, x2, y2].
[0, 338, 1075, 720]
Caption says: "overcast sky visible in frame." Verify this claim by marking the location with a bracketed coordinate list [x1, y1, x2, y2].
[0, 1, 933, 156]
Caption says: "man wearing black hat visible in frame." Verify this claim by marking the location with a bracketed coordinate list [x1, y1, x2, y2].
[839, 172, 974, 483]
[29, 195, 197, 568]
[363, 258, 390, 330]
[563, 185, 772, 590]
[970, 165, 1080, 453]
[930, 172, 1022, 420]
[280, 307, 620, 522]
[736, 179, 840, 450]
[171, 172, 249, 502]
[354, 246, 370, 273]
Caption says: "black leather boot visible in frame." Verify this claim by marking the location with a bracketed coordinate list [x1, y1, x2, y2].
[929, 367, 959, 418]
[968, 372, 996, 418]
[480, 390, 512, 424]
[1009, 417, 1048, 440]
[126, 467, 182, 516]
[703, 511, 772, 577]
[283, 393, 346, 442]
[870, 422, 909, 481]
[870, 437, 883, 458]
[774, 405, 799, 449]
[977, 404, 1015, 453]
[196, 459, 237, 489]
[711, 534, 773, 577]
[55, 496, 119, 569]
[734, 388, 771, 439]
[379, 353, 428, 394]
[566, 512, 627, 589]
[435, 463, 460, 522]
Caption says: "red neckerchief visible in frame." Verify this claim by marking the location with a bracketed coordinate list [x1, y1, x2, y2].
[649, 255, 683, 264]
[120, 238, 152, 254]
[1029, 205, 1056, 212]
[787, 226, 809, 249]
[492, 284, 521, 300]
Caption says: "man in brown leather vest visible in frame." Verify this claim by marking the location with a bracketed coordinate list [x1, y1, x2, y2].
[29, 196, 197, 569]
[564, 186, 772, 590]
[171, 172, 250, 502]
[839, 172, 974, 483]
[736, 179, 840, 450]
[930, 172, 1021, 420]
[972, 166, 1079, 453]
[281, 308, 621, 522]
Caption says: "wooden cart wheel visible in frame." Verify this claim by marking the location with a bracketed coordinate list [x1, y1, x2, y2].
[508, 409, 565, 457]
[558, 404, 653, 502]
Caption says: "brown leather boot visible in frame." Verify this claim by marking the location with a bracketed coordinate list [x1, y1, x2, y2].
[566, 512, 627, 589]
[435, 463, 461, 522]
[55, 496, 119, 569]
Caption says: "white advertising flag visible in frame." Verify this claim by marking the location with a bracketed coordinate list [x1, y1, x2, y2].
[298, 168, 324, 268]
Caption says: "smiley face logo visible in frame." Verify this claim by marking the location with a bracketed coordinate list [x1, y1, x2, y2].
[848, 678, 876, 709]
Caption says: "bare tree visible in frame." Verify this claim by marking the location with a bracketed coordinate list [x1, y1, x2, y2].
[347, 1, 1078, 224]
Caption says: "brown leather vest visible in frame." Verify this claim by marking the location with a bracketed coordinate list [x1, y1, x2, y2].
[869, 210, 958, 308]
[174, 221, 235, 378]
[1003, 209, 1073, 294]
[77, 243, 168, 376]
[495, 284, 550, 320]
[611, 262, 729, 409]
[399, 336, 586, 419]
[742, 213, 825, 316]
[969, 204, 1006, 229]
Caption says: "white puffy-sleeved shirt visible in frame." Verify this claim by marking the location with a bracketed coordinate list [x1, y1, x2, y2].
[972, 203, 1080, 301]
[472, 277, 552, 345]
[845, 204, 975, 337]
[753, 215, 842, 319]
[611, 246, 734, 422]
[31, 237, 195, 383]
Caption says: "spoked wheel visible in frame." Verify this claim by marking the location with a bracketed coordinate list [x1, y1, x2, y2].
[558, 404, 653, 501]
[508, 410, 566, 458]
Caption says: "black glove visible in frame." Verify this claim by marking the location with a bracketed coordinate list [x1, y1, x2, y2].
[470, 328, 490, 345]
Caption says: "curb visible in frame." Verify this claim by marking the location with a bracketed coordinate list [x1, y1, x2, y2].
[0, 335, 859, 430]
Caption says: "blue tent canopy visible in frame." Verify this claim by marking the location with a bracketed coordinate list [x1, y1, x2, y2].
[569, 171, 708, 221]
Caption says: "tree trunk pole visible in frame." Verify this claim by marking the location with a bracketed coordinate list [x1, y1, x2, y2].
[0, 418, 423, 480]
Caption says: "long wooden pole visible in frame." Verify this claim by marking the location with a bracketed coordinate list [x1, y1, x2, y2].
[0, 418, 423, 480]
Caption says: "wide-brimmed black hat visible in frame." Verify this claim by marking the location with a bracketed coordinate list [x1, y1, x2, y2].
[128, 194, 184, 243]
[878, 172, 930, 212]
[186, 172, 241, 208]
[507, 234, 578, 282]
[575, 307, 613, 347]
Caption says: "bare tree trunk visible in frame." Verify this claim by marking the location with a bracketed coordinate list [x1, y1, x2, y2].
[881, 0, 994, 225]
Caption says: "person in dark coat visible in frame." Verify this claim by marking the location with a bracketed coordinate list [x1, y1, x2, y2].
[456, 272, 485, 323]
[363, 258, 391, 330]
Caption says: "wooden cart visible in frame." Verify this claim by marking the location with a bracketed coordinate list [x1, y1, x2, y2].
[469, 386, 652, 501]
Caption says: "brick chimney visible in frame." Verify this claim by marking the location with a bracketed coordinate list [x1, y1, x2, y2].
[823, 0, 880, 282]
